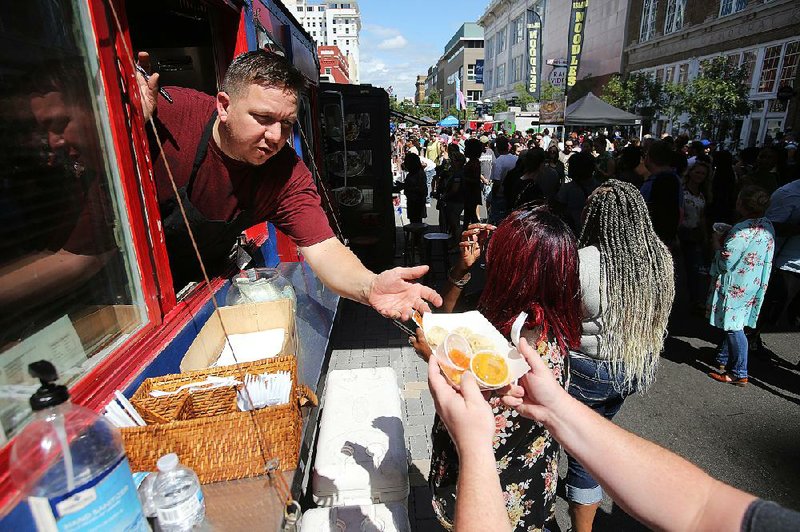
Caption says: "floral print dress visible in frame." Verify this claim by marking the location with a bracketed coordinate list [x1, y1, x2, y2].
[707, 217, 775, 331]
[429, 331, 568, 532]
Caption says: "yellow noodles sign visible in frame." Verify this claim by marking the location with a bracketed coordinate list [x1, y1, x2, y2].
[567, 0, 589, 89]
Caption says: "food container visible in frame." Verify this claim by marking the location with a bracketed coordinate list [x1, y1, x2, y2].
[420, 311, 531, 390]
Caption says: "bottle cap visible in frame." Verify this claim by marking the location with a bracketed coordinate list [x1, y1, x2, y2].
[28, 361, 70, 411]
[157, 453, 179, 472]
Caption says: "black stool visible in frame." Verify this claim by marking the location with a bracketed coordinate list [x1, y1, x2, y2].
[423, 232, 451, 279]
[403, 223, 429, 266]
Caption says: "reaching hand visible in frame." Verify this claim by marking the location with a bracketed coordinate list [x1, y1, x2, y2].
[458, 223, 495, 271]
[136, 52, 159, 121]
[368, 266, 443, 320]
[428, 357, 495, 453]
[409, 328, 433, 362]
[500, 338, 567, 426]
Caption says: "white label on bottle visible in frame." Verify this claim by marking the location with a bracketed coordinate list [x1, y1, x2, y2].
[156, 489, 204, 525]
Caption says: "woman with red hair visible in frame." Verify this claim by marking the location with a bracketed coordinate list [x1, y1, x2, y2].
[413, 207, 582, 531]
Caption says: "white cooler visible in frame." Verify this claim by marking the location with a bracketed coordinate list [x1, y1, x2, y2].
[312, 368, 409, 506]
[300, 502, 411, 531]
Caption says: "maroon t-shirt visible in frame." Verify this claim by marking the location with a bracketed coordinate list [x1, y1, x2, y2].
[149, 87, 334, 247]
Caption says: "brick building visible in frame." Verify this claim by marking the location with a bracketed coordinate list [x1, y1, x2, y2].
[319, 45, 350, 83]
[624, 0, 800, 146]
[414, 75, 426, 104]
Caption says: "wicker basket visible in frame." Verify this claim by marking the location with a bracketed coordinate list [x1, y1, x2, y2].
[121, 355, 317, 484]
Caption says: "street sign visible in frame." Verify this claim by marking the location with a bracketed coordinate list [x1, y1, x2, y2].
[548, 66, 567, 88]
[430, 103, 441, 108]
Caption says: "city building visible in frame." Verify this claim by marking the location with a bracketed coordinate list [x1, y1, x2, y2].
[424, 23, 484, 114]
[284, 0, 361, 83]
[478, 0, 629, 103]
[414, 75, 426, 104]
[624, 0, 799, 146]
[319, 45, 350, 83]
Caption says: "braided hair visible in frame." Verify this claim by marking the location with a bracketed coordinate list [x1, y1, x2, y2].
[578, 180, 675, 392]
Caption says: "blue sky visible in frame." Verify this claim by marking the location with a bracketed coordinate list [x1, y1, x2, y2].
[357, 0, 488, 99]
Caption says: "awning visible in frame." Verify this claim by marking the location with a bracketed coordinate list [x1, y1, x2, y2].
[390, 109, 436, 126]
[565, 92, 642, 126]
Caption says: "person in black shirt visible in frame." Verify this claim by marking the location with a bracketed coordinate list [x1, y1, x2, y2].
[640, 141, 682, 247]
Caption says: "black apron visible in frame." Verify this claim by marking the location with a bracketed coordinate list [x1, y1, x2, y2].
[161, 111, 254, 289]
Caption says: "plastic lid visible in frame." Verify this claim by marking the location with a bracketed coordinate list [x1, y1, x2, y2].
[157, 453, 179, 472]
[28, 360, 70, 411]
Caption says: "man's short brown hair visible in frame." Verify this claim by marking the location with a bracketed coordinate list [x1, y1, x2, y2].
[221, 50, 307, 99]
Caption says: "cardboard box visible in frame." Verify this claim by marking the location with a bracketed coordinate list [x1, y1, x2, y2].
[72, 304, 141, 353]
[180, 300, 296, 372]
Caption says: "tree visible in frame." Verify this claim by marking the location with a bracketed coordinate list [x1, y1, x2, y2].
[540, 81, 564, 102]
[662, 82, 688, 132]
[682, 56, 752, 141]
[493, 99, 509, 113]
[514, 83, 535, 109]
[425, 88, 440, 106]
[601, 72, 666, 130]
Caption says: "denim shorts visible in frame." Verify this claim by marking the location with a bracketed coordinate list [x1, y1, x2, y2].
[565, 354, 633, 505]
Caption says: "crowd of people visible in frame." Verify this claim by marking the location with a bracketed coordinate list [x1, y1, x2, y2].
[392, 123, 800, 531]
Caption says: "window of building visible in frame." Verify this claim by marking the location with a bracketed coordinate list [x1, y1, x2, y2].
[496, 63, 506, 87]
[0, 0, 150, 441]
[678, 63, 689, 84]
[325, 67, 332, 74]
[485, 36, 494, 58]
[720, 0, 747, 16]
[512, 15, 525, 45]
[307, 6, 313, 10]
[467, 63, 476, 81]
[346, 39, 350, 45]
[467, 90, 483, 102]
[778, 41, 800, 88]
[345, 28, 349, 34]
[758, 44, 783, 93]
[640, 0, 658, 42]
[656, 67, 665, 81]
[664, 0, 685, 34]
[485, 68, 494, 90]
[497, 26, 507, 55]
[742, 50, 758, 87]
[665, 65, 675, 83]
[511, 56, 523, 83]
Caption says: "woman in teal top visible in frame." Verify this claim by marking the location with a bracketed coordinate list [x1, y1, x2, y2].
[708, 186, 775, 386]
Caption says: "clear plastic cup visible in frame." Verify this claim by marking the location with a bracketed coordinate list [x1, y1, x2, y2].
[470, 351, 510, 390]
[443, 333, 473, 370]
[434, 352, 466, 387]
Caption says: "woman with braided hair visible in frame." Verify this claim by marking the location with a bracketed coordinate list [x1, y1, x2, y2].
[565, 179, 675, 532]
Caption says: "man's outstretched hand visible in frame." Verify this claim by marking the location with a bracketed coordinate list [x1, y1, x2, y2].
[368, 266, 442, 320]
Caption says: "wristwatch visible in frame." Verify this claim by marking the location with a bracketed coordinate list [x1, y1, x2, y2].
[447, 267, 471, 288]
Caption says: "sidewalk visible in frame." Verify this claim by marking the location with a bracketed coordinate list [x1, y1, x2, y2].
[327, 299, 444, 531]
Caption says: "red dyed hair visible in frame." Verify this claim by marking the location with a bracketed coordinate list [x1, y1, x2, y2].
[479, 206, 582, 351]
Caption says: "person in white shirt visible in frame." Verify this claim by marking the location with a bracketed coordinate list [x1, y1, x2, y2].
[488, 136, 518, 224]
[541, 128, 551, 151]
[479, 135, 496, 212]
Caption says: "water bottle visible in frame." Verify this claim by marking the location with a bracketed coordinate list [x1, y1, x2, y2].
[10, 360, 148, 531]
[153, 453, 205, 531]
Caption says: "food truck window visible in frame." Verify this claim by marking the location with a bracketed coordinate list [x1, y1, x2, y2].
[0, 1, 148, 442]
[126, 0, 238, 96]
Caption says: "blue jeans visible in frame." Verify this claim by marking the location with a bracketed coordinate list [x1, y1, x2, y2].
[715, 329, 748, 379]
[566, 354, 632, 505]
[488, 193, 507, 225]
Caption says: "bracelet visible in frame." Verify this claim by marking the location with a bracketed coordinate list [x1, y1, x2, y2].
[447, 267, 471, 288]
